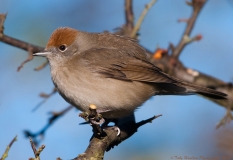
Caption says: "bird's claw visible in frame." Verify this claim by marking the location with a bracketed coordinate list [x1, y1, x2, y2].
[103, 126, 121, 136]
[114, 126, 121, 136]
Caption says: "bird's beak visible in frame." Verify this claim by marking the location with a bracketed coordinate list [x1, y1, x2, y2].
[33, 50, 51, 57]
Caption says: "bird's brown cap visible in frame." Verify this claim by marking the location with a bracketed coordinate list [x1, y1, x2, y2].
[46, 27, 78, 48]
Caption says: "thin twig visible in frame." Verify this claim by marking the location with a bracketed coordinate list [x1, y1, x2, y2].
[136, 114, 162, 128]
[124, 0, 134, 36]
[34, 59, 49, 71]
[29, 137, 45, 160]
[0, 34, 43, 53]
[0, 136, 17, 160]
[32, 88, 57, 112]
[172, 0, 207, 57]
[24, 106, 73, 146]
[0, 13, 7, 34]
[130, 0, 157, 38]
[17, 46, 34, 71]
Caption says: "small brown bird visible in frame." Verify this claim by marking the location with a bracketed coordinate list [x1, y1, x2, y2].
[34, 27, 227, 119]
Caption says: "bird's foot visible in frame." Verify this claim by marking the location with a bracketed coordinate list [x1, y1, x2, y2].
[79, 104, 105, 125]
[79, 104, 107, 137]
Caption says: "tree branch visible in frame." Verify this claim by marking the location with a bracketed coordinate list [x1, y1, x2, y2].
[172, 0, 206, 58]
[75, 105, 162, 160]
[0, 13, 44, 71]
[24, 106, 73, 146]
[29, 137, 45, 160]
[0, 136, 17, 160]
[0, 34, 43, 53]
[130, 0, 158, 38]
[124, 0, 134, 37]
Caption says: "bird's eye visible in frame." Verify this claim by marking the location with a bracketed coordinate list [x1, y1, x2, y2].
[58, 45, 67, 51]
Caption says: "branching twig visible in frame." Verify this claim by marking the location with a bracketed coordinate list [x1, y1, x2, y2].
[130, 0, 158, 38]
[24, 105, 73, 146]
[17, 46, 34, 71]
[29, 137, 45, 160]
[0, 34, 44, 71]
[0, 136, 17, 160]
[172, 0, 206, 57]
[147, 0, 233, 118]
[0, 14, 44, 71]
[32, 88, 57, 112]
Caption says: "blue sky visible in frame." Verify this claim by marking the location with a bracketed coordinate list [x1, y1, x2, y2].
[0, 0, 233, 159]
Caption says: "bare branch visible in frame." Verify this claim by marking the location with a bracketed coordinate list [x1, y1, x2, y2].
[0, 13, 43, 52]
[124, 0, 134, 36]
[0, 33, 44, 71]
[172, 0, 207, 57]
[0, 136, 17, 160]
[24, 106, 73, 146]
[17, 46, 34, 71]
[136, 114, 162, 128]
[130, 0, 157, 38]
[0, 34, 43, 53]
[0, 14, 44, 71]
[29, 137, 45, 160]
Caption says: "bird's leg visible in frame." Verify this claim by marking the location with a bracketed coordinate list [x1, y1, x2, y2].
[79, 104, 106, 137]
[79, 105, 121, 136]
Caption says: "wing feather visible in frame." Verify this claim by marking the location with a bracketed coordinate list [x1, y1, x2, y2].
[81, 48, 175, 83]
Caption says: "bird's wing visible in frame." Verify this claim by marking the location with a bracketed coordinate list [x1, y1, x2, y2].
[78, 48, 227, 99]
[80, 48, 176, 83]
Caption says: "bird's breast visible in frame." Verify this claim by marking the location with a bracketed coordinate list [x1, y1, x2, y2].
[51, 65, 155, 118]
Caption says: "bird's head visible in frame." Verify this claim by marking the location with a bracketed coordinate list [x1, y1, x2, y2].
[33, 27, 79, 60]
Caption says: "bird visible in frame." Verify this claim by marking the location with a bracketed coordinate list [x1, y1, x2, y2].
[33, 27, 227, 119]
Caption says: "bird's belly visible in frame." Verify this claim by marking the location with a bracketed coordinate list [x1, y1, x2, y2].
[53, 71, 155, 118]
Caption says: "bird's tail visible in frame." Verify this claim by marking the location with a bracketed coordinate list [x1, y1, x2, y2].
[175, 81, 227, 99]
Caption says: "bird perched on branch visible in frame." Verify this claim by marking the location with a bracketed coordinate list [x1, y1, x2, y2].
[34, 27, 227, 119]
